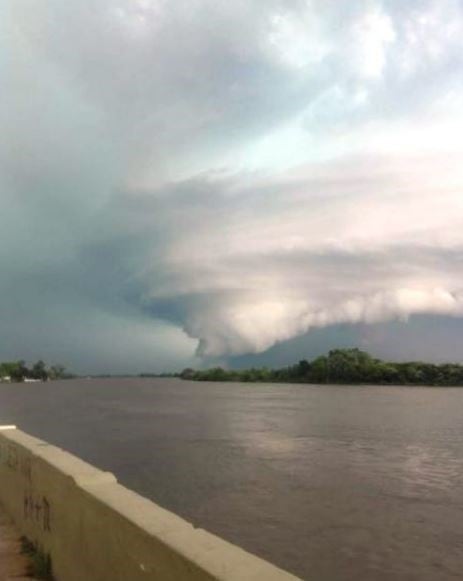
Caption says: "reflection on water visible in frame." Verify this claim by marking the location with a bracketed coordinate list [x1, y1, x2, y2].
[235, 414, 306, 457]
[1, 379, 463, 580]
[400, 444, 462, 497]
[244, 430, 302, 456]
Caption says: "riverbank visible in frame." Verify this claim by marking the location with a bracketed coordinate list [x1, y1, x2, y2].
[181, 348, 463, 386]
[0, 426, 298, 581]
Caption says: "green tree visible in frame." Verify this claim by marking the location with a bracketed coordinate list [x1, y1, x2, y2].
[9, 360, 29, 382]
[31, 360, 48, 381]
[310, 356, 329, 383]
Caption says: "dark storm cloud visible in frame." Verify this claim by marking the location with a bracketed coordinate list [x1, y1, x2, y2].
[1, 0, 463, 371]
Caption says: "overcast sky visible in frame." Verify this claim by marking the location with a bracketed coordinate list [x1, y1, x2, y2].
[1, 0, 463, 373]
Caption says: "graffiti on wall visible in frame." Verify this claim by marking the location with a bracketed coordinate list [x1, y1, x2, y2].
[0, 440, 52, 533]
[20, 455, 32, 482]
[0, 444, 32, 480]
[24, 492, 52, 532]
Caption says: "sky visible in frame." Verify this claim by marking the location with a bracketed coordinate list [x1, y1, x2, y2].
[1, 0, 463, 374]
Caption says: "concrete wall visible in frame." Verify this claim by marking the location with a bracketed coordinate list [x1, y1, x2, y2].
[0, 426, 299, 581]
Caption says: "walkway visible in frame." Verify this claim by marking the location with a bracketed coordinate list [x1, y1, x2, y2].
[0, 504, 35, 580]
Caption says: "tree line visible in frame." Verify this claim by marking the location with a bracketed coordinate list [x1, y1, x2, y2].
[180, 348, 463, 386]
[0, 360, 70, 382]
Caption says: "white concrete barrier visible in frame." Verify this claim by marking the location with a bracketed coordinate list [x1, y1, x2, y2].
[0, 427, 300, 580]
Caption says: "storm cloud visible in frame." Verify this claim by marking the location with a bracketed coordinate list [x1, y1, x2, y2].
[1, 0, 463, 372]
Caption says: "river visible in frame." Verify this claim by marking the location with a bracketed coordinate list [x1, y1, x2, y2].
[1, 378, 463, 580]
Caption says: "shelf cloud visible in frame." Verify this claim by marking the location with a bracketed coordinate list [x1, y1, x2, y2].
[1, 0, 463, 371]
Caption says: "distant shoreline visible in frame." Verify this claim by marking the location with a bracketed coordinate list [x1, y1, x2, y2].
[179, 348, 463, 387]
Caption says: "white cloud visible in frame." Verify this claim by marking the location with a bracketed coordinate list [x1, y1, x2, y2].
[352, 6, 396, 78]
[267, 7, 330, 70]
[132, 150, 463, 356]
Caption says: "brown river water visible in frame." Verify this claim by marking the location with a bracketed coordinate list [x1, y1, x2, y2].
[1, 378, 463, 580]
